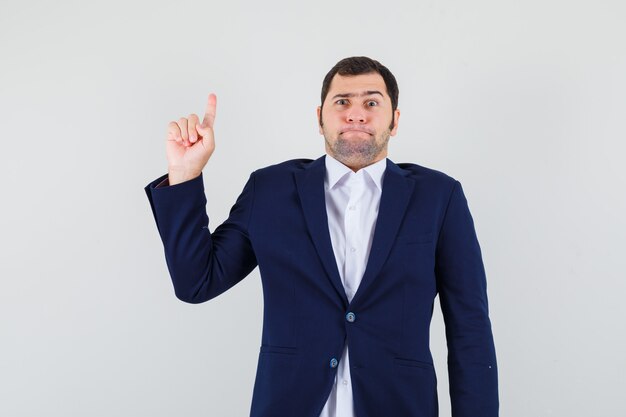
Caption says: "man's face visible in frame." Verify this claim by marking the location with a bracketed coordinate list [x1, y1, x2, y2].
[317, 72, 400, 171]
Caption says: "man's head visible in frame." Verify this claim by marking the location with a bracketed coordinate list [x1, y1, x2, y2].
[317, 56, 400, 171]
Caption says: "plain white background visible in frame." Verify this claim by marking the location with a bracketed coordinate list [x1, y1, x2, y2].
[1, 0, 625, 415]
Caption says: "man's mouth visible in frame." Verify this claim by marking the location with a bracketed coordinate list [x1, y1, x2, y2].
[340, 128, 373, 136]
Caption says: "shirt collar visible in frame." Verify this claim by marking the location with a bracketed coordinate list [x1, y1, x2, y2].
[325, 153, 386, 191]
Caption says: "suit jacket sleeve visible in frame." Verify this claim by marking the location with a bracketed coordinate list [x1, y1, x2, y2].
[435, 180, 499, 416]
[144, 172, 258, 303]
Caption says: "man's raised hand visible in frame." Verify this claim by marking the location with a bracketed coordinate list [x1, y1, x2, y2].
[166, 93, 217, 185]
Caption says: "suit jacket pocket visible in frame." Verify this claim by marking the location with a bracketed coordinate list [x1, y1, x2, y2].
[260, 345, 298, 355]
[393, 357, 435, 370]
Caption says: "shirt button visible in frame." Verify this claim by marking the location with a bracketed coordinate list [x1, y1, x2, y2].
[342, 379, 348, 385]
[346, 312, 356, 322]
[348, 205, 356, 211]
[330, 358, 338, 368]
[350, 247, 356, 252]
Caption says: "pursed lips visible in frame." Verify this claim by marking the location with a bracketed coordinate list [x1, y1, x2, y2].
[340, 127, 373, 135]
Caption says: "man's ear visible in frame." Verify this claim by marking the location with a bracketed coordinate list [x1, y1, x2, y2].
[316, 106, 323, 134]
[390, 109, 400, 136]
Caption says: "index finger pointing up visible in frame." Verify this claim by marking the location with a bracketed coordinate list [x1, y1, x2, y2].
[202, 93, 217, 129]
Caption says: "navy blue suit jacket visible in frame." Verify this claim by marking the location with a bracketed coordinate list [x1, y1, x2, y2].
[144, 155, 499, 417]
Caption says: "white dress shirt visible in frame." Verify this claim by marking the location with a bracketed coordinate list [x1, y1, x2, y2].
[318, 153, 386, 417]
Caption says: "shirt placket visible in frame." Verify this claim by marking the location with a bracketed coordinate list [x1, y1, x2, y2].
[343, 172, 366, 303]
[336, 172, 365, 417]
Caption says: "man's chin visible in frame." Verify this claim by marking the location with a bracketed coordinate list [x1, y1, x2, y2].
[331, 148, 380, 165]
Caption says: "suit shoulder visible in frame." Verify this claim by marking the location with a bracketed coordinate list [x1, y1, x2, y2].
[392, 162, 464, 205]
[251, 157, 316, 178]
[394, 161, 458, 186]
[254, 158, 314, 175]
[256, 158, 314, 172]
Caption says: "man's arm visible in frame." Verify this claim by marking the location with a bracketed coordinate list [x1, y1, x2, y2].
[144, 93, 257, 303]
[145, 171, 257, 303]
[435, 180, 499, 417]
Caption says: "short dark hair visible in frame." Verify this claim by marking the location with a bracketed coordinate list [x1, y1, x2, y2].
[320, 56, 399, 111]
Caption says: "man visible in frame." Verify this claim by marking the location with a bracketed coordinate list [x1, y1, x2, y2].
[145, 56, 499, 417]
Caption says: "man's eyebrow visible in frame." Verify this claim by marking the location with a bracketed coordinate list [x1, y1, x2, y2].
[331, 90, 384, 100]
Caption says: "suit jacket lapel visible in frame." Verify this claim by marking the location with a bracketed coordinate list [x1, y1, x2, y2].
[295, 156, 415, 306]
[295, 155, 348, 305]
[352, 158, 415, 305]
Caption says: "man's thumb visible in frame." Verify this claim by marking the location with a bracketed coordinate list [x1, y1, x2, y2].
[196, 122, 211, 137]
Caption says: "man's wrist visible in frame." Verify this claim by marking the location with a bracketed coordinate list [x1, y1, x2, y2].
[167, 168, 201, 186]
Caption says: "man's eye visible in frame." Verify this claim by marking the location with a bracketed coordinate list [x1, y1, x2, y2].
[367, 101, 378, 107]
[336, 99, 348, 105]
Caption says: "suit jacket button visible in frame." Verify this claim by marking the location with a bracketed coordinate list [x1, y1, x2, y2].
[330, 358, 338, 368]
[345, 312, 356, 322]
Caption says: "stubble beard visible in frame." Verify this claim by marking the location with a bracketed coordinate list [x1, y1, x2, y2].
[324, 128, 391, 169]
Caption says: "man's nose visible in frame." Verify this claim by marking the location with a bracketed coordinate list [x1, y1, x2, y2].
[346, 110, 366, 123]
